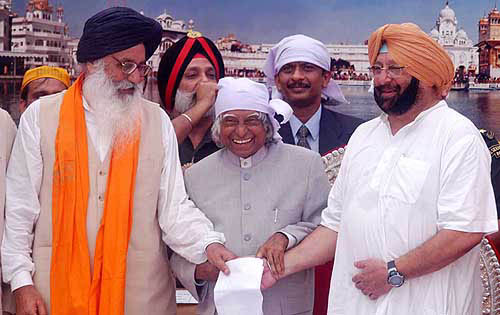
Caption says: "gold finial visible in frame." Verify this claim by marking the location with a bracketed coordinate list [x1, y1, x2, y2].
[187, 30, 202, 38]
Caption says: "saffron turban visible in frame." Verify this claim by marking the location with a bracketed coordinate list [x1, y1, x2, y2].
[21, 66, 70, 93]
[215, 77, 293, 140]
[77, 7, 162, 63]
[368, 23, 454, 94]
[263, 34, 347, 103]
[157, 33, 225, 112]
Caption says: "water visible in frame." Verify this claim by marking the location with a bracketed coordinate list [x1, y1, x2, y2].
[333, 86, 500, 137]
[3, 85, 500, 137]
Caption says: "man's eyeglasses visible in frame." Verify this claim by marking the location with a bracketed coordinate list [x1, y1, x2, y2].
[111, 55, 152, 77]
[368, 65, 406, 77]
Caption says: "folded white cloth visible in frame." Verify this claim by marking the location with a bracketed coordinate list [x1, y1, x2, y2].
[214, 257, 265, 315]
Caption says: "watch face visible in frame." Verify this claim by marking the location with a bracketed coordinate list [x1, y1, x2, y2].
[388, 274, 404, 287]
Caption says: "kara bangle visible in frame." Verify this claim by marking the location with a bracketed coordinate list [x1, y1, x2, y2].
[181, 113, 193, 127]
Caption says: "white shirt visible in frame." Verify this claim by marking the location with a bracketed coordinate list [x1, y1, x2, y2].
[2, 96, 225, 291]
[288, 105, 321, 153]
[321, 101, 498, 315]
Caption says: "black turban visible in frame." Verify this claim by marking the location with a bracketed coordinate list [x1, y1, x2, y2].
[157, 34, 224, 112]
[77, 7, 162, 63]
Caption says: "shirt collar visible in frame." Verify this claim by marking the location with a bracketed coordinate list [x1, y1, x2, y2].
[289, 105, 322, 141]
[380, 100, 447, 132]
[223, 144, 269, 168]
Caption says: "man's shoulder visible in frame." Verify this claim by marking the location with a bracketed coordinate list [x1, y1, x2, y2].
[322, 106, 364, 128]
[277, 142, 322, 161]
[0, 107, 11, 122]
[140, 97, 163, 113]
[185, 150, 224, 179]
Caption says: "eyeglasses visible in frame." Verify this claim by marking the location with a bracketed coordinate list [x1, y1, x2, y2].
[111, 55, 152, 77]
[368, 65, 406, 77]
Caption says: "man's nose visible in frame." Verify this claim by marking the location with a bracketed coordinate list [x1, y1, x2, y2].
[128, 67, 145, 85]
[235, 124, 248, 137]
[291, 67, 305, 80]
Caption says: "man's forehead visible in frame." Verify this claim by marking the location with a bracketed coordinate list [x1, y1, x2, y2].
[29, 77, 66, 92]
[185, 57, 214, 71]
[374, 52, 397, 65]
[282, 61, 317, 68]
[111, 43, 146, 63]
[222, 110, 259, 118]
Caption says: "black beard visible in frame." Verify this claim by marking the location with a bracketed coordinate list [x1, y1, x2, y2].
[374, 77, 420, 116]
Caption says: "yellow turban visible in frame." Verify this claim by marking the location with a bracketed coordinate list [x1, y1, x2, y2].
[21, 66, 70, 93]
[368, 23, 455, 94]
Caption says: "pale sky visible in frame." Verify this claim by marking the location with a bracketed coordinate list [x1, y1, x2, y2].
[11, 0, 500, 44]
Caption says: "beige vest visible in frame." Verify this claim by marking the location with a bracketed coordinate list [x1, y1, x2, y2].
[0, 108, 16, 312]
[33, 92, 176, 314]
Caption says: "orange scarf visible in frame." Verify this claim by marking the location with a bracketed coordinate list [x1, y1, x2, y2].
[50, 75, 140, 314]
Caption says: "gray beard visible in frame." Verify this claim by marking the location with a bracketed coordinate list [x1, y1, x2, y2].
[174, 89, 214, 118]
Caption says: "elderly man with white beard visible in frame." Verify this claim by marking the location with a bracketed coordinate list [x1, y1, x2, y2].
[1, 7, 233, 315]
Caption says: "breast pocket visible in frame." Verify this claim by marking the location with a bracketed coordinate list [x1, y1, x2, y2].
[385, 156, 430, 204]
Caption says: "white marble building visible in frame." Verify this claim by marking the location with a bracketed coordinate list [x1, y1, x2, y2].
[429, 2, 478, 73]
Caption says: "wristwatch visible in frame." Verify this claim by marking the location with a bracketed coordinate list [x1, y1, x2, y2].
[387, 260, 405, 287]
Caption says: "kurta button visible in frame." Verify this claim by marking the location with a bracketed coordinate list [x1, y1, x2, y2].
[244, 234, 252, 241]
[243, 173, 251, 181]
[98, 195, 104, 202]
[99, 170, 104, 176]
[244, 203, 251, 210]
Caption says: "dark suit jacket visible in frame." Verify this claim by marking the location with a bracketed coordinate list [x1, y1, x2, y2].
[279, 105, 364, 155]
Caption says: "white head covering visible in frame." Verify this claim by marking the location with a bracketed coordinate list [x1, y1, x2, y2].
[215, 77, 293, 140]
[263, 34, 348, 104]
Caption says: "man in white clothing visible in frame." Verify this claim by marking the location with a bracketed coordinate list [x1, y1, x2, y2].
[262, 23, 498, 315]
[2, 7, 232, 315]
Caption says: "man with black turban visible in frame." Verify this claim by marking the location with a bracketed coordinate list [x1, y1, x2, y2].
[157, 32, 225, 167]
[2, 7, 233, 315]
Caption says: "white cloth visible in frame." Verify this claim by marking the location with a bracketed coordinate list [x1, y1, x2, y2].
[214, 257, 264, 315]
[2, 96, 225, 291]
[321, 100, 498, 315]
[263, 34, 347, 104]
[215, 77, 293, 140]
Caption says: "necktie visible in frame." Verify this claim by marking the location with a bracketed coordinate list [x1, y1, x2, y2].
[297, 125, 311, 149]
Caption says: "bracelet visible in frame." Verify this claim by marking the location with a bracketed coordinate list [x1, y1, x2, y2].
[181, 113, 193, 127]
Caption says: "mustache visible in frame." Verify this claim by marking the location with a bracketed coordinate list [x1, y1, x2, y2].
[287, 82, 311, 88]
[113, 80, 139, 90]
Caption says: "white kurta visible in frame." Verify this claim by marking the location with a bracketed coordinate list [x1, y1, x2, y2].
[321, 101, 498, 315]
[2, 96, 225, 291]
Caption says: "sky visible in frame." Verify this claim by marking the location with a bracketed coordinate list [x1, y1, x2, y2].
[10, 0, 500, 45]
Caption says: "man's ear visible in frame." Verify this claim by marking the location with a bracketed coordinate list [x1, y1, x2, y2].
[322, 70, 332, 89]
[274, 74, 282, 92]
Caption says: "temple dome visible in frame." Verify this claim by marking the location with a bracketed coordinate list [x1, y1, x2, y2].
[456, 29, 468, 40]
[440, 4, 456, 22]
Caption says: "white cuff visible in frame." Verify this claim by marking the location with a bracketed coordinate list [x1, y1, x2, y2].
[203, 231, 226, 252]
[278, 231, 297, 250]
[11, 271, 33, 292]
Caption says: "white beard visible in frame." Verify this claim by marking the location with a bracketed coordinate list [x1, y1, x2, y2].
[174, 89, 214, 118]
[82, 61, 143, 154]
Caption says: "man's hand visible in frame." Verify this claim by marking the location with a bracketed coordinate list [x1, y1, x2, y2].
[14, 285, 47, 315]
[194, 81, 218, 111]
[260, 259, 278, 290]
[195, 261, 219, 282]
[256, 232, 289, 277]
[206, 243, 237, 275]
[352, 259, 392, 300]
